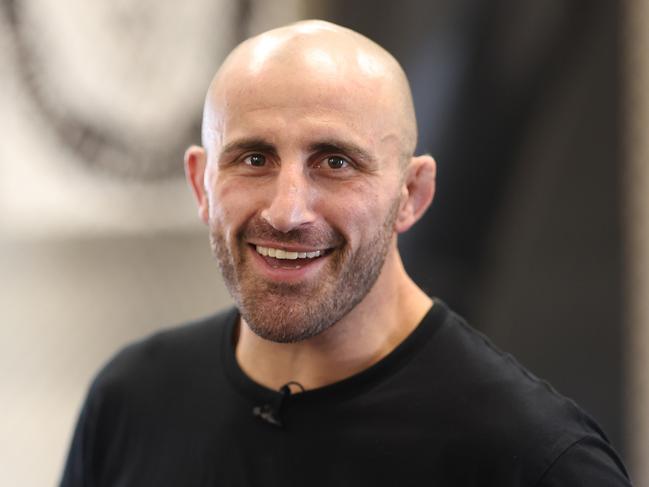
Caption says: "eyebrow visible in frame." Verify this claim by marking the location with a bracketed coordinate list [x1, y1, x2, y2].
[220, 138, 279, 159]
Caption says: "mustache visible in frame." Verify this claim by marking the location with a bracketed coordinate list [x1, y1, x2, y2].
[241, 217, 344, 248]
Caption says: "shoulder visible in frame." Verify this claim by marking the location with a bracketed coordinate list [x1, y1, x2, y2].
[417, 302, 630, 483]
[431, 306, 592, 426]
[60, 308, 239, 486]
[90, 307, 237, 403]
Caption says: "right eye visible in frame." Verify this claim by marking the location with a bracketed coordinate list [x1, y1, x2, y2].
[243, 154, 266, 167]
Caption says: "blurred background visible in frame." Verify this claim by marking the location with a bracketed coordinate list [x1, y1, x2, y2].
[0, 0, 646, 485]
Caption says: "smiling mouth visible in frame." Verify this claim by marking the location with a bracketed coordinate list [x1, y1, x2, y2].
[252, 244, 332, 269]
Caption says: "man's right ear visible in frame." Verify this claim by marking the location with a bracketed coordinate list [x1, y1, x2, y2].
[184, 145, 209, 224]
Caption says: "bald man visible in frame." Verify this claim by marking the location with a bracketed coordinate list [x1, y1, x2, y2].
[61, 21, 631, 486]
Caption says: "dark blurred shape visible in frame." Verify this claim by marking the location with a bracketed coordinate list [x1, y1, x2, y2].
[324, 0, 625, 456]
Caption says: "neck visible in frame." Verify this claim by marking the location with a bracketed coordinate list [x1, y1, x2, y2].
[234, 248, 433, 391]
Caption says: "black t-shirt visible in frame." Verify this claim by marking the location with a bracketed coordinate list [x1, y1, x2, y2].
[60, 300, 631, 486]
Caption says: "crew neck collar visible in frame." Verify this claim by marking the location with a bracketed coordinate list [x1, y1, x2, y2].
[221, 298, 449, 406]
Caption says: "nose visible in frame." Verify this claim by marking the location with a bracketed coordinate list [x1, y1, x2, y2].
[261, 164, 317, 233]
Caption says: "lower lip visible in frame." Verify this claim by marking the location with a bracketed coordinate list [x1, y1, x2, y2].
[247, 245, 330, 283]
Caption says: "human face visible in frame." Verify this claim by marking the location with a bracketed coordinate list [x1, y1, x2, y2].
[203, 65, 406, 342]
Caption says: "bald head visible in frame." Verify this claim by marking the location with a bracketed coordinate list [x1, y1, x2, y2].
[201, 20, 418, 162]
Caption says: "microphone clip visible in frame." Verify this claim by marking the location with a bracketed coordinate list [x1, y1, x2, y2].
[252, 381, 305, 428]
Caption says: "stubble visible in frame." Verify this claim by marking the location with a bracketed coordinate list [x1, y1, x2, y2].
[209, 198, 400, 343]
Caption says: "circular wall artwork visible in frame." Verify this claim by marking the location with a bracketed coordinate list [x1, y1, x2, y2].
[3, 0, 242, 181]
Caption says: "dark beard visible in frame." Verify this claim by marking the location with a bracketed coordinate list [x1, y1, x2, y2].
[209, 198, 399, 343]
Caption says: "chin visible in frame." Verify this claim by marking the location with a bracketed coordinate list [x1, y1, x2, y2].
[240, 299, 337, 343]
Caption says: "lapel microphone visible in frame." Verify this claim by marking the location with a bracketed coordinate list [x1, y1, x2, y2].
[253, 381, 305, 428]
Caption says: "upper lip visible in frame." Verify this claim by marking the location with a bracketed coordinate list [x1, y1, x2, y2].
[248, 241, 330, 253]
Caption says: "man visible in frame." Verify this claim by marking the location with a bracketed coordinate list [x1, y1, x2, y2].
[61, 20, 631, 486]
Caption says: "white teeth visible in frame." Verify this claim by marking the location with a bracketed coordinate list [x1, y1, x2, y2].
[255, 245, 324, 260]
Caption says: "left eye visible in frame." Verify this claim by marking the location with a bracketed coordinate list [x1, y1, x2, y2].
[326, 156, 349, 169]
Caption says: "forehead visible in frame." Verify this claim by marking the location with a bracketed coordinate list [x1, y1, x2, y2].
[207, 61, 398, 153]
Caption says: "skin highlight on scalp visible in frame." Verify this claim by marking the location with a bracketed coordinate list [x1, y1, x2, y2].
[201, 20, 418, 166]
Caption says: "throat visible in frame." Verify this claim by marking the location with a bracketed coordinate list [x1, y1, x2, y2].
[235, 315, 393, 391]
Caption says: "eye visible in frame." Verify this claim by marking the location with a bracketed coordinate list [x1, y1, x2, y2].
[326, 155, 349, 169]
[244, 153, 266, 167]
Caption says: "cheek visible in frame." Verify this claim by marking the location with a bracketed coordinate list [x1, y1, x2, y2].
[318, 184, 391, 244]
[209, 182, 259, 239]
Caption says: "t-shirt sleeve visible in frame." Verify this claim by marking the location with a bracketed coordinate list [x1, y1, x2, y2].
[536, 436, 633, 486]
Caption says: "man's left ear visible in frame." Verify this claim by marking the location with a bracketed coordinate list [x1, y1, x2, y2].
[395, 154, 436, 233]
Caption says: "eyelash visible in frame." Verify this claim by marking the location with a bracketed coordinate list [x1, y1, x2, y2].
[241, 153, 353, 171]
[320, 155, 350, 170]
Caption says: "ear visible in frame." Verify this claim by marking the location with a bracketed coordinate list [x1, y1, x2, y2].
[184, 145, 209, 224]
[395, 154, 436, 234]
